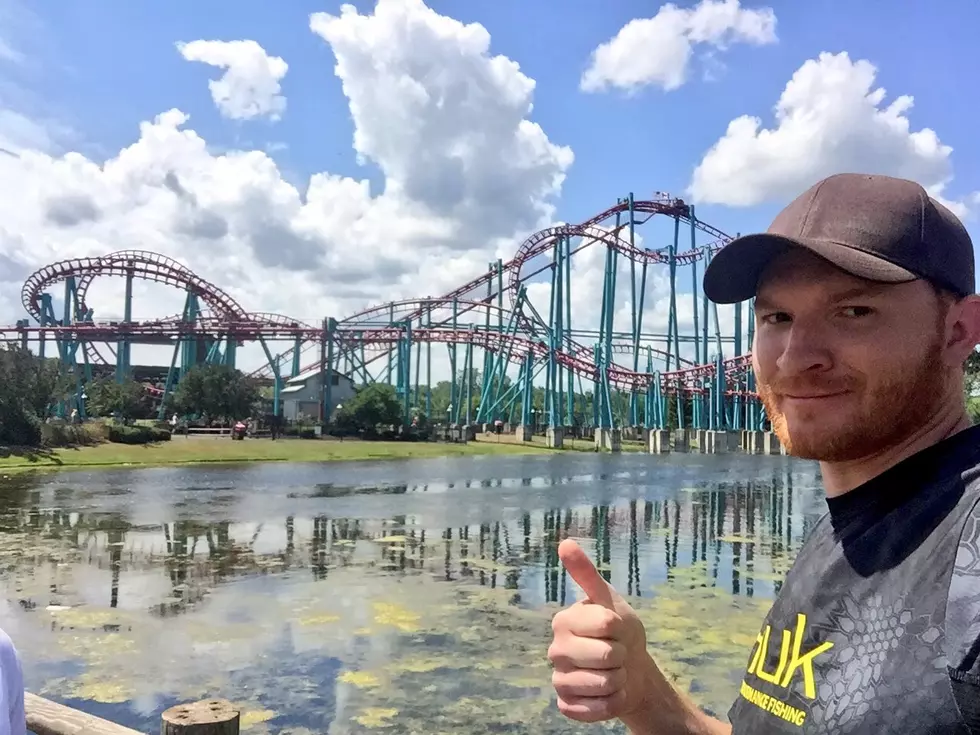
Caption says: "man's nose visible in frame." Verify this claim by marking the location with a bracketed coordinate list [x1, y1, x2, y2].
[776, 324, 833, 376]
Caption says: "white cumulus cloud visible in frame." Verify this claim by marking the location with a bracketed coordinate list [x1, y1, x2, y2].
[581, 0, 776, 93]
[176, 39, 289, 121]
[0, 0, 573, 376]
[310, 0, 573, 244]
[689, 51, 979, 215]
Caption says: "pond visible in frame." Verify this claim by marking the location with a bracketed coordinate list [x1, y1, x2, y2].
[0, 452, 826, 734]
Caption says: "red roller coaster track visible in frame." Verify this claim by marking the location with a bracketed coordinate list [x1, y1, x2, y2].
[4, 194, 750, 394]
[21, 249, 248, 321]
[0, 322, 753, 395]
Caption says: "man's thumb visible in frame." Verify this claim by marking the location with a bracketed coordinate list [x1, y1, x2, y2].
[558, 538, 615, 609]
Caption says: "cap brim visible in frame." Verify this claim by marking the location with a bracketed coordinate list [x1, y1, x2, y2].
[702, 234, 918, 304]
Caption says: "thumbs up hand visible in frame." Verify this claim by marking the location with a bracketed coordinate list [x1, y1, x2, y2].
[547, 538, 650, 723]
[549, 539, 734, 735]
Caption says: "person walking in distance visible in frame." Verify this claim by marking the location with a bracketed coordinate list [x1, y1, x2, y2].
[0, 626, 25, 735]
[548, 173, 980, 733]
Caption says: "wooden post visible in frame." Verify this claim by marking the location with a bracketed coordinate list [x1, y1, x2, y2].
[25, 692, 145, 735]
[160, 700, 239, 735]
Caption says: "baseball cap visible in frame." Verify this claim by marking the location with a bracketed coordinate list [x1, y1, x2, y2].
[702, 173, 976, 304]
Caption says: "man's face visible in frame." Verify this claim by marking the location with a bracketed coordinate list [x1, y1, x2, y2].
[752, 249, 952, 462]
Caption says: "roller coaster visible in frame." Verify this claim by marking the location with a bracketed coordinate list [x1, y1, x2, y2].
[1, 192, 765, 435]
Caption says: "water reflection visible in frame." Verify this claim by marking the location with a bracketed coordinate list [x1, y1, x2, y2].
[0, 454, 824, 733]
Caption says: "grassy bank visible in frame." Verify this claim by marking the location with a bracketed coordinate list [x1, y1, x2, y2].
[0, 435, 552, 473]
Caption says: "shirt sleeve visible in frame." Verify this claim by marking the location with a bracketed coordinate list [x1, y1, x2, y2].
[7, 658, 24, 735]
[0, 628, 25, 735]
[946, 495, 980, 730]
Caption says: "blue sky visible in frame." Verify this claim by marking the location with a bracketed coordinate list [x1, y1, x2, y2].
[18, 0, 980, 240]
[1, 0, 978, 359]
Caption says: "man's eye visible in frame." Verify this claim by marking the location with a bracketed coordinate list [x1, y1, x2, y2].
[840, 306, 874, 318]
[759, 312, 790, 325]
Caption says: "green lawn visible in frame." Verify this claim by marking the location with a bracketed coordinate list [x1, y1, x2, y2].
[0, 436, 552, 473]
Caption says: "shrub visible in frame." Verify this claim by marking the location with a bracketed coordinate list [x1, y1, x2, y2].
[107, 425, 171, 444]
[41, 421, 108, 448]
[0, 411, 41, 447]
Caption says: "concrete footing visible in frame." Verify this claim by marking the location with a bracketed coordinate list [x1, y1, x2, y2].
[647, 429, 670, 454]
[694, 429, 707, 453]
[513, 423, 782, 454]
[743, 430, 763, 454]
[647, 428, 744, 454]
[671, 429, 690, 452]
[742, 429, 783, 454]
[763, 431, 782, 455]
[595, 428, 622, 452]
[622, 426, 643, 441]
[704, 430, 736, 453]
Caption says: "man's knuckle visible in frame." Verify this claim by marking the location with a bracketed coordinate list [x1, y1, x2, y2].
[595, 609, 620, 636]
[552, 607, 575, 633]
[546, 641, 562, 664]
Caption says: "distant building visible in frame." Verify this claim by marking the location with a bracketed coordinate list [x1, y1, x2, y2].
[280, 368, 356, 422]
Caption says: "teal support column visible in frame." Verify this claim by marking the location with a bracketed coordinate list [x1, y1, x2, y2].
[449, 299, 458, 423]
[425, 309, 432, 419]
[546, 237, 562, 428]
[482, 263, 494, 413]
[520, 352, 534, 427]
[595, 209, 619, 430]
[224, 338, 237, 368]
[734, 301, 743, 357]
[320, 317, 336, 424]
[463, 337, 474, 426]
[387, 303, 395, 385]
[628, 192, 648, 428]
[180, 291, 202, 376]
[690, 205, 700, 365]
[400, 320, 412, 425]
[259, 337, 282, 416]
[116, 265, 134, 383]
[413, 320, 422, 413]
[564, 233, 574, 426]
[291, 336, 302, 378]
[702, 251, 711, 372]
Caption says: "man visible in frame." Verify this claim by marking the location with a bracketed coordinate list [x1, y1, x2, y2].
[548, 173, 980, 733]
[0, 627, 25, 735]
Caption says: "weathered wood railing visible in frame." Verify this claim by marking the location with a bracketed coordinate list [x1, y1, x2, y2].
[26, 693, 241, 735]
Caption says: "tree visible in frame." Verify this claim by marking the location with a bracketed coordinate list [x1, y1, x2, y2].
[0, 345, 71, 445]
[965, 349, 980, 392]
[966, 349, 980, 422]
[168, 364, 261, 423]
[335, 383, 402, 435]
[85, 377, 150, 420]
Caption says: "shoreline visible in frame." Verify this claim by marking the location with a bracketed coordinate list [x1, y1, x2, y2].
[0, 435, 556, 474]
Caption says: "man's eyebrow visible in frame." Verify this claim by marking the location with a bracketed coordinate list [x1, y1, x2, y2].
[754, 284, 891, 311]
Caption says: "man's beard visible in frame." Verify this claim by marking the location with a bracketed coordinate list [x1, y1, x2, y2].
[757, 341, 948, 462]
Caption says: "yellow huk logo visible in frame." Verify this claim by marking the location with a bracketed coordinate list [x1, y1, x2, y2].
[747, 612, 834, 699]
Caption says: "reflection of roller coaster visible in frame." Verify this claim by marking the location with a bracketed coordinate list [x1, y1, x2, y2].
[2, 192, 764, 432]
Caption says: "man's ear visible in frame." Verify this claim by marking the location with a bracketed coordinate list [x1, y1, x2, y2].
[946, 294, 980, 366]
